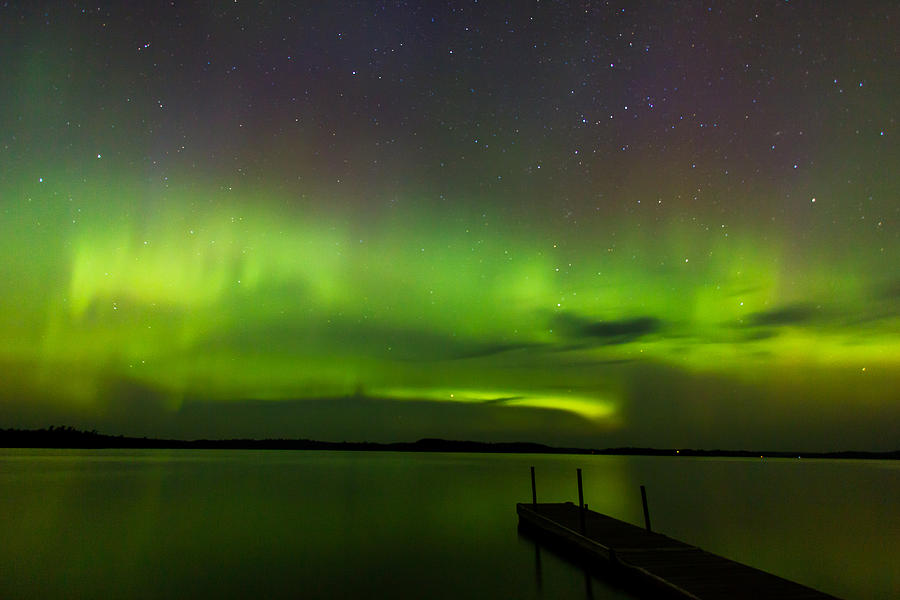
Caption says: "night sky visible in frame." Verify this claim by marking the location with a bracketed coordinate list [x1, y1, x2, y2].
[1, 1, 897, 451]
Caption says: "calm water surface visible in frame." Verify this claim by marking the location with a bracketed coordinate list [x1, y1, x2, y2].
[1, 450, 896, 599]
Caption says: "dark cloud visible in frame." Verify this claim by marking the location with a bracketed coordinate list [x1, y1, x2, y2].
[555, 313, 661, 345]
[734, 300, 897, 338]
[478, 396, 525, 405]
[583, 317, 661, 339]
[739, 329, 779, 342]
[441, 343, 540, 361]
[747, 304, 818, 327]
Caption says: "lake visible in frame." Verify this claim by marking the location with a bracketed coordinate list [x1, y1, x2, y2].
[0, 450, 896, 599]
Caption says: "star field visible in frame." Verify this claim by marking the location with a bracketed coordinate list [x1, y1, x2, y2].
[0, 2, 897, 449]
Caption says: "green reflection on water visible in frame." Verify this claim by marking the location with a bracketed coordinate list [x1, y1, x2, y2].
[1, 450, 896, 600]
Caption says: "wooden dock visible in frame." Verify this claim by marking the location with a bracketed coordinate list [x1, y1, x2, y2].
[517, 502, 840, 600]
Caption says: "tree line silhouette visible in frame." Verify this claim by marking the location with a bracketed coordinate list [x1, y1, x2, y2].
[1, 426, 897, 459]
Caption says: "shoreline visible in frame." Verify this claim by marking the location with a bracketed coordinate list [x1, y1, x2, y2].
[2, 427, 897, 460]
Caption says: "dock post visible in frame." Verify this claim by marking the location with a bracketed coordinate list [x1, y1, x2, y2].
[640, 485, 651, 531]
[577, 468, 585, 533]
[530, 466, 537, 504]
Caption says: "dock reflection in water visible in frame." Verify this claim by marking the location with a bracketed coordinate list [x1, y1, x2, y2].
[0, 450, 895, 599]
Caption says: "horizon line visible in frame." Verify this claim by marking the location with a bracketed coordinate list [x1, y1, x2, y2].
[1, 426, 898, 460]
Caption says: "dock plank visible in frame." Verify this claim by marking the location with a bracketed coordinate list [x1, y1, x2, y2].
[517, 502, 840, 600]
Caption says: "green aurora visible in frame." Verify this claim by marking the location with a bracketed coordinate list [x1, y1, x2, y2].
[1, 2, 898, 450]
[2, 167, 897, 449]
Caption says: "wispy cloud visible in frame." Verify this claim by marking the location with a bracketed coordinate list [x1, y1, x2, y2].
[554, 312, 662, 345]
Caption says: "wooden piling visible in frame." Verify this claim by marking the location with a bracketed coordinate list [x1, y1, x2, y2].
[576, 468, 585, 533]
[640, 484, 651, 532]
[530, 466, 537, 505]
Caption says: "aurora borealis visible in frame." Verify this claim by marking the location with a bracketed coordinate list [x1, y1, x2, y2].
[1, 2, 897, 450]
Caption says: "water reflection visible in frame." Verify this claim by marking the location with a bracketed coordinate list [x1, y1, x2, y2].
[1, 450, 637, 599]
[0, 450, 895, 599]
[533, 543, 543, 592]
[583, 567, 595, 600]
[519, 520, 630, 600]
